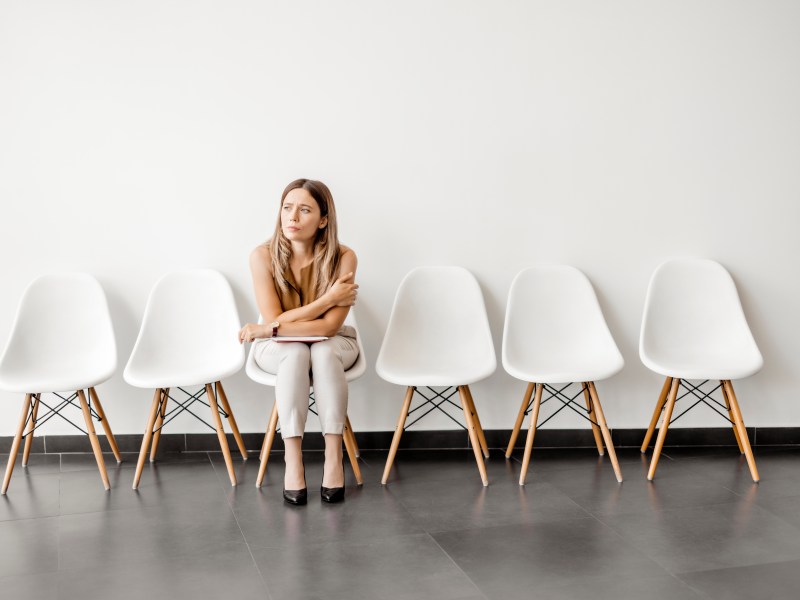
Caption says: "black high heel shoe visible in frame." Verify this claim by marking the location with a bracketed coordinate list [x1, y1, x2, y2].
[283, 457, 307, 506]
[320, 458, 345, 503]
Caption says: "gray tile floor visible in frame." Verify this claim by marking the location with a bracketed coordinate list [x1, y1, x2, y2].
[2, 446, 800, 599]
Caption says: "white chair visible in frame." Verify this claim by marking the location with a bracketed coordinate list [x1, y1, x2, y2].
[639, 258, 763, 482]
[503, 266, 624, 484]
[245, 311, 365, 488]
[124, 269, 247, 489]
[0, 273, 121, 493]
[376, 266, 496, 487]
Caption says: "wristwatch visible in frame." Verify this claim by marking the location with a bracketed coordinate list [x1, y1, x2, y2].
[270, 320, 280, 338]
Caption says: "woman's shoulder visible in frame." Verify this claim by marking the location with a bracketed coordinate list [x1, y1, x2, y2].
[339, 244, 357, 260]
[249, 243, 274, 275]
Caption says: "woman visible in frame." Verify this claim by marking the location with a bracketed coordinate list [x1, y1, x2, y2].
[239, 179, 359, 505]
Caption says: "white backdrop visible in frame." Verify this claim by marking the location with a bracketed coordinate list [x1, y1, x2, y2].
[1, 0, 798, 435]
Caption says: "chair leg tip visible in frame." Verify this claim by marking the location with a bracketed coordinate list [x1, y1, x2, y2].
[647, 476, 654, 481]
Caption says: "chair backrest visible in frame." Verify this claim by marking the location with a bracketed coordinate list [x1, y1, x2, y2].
[0, 273, 116, 392]
[502, 266, 623, 382]
[124, 269, 244, 387]
[376, 266, 496, 386]
[639, 258, 763, 378]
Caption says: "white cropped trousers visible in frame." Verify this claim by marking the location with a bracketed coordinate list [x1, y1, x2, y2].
[254, 336, 359, 438]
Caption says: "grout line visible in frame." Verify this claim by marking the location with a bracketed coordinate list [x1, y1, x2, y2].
[206, 452, 274, 600]
[426, 533, 491, 600]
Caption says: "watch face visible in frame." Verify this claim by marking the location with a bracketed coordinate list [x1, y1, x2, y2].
[270, 321, 280, 329]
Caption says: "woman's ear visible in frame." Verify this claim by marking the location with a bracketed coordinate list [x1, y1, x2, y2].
[319, 216, 328, 229]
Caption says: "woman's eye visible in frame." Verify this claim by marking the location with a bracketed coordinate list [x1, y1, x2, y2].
[301, 209, 310, 214]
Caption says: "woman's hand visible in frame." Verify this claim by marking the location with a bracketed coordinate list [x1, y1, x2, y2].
[325, 272, 359, 307]
[239, 322, 269, 344]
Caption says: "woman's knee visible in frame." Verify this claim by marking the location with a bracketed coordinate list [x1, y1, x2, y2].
[280, 342, 312, 366]
[310, 339, 341, 365]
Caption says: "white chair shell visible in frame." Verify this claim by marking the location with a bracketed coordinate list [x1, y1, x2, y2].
[0, 273, 116, 393]
[640, 258, 763, 381]
[124, 269, 244, 389]
[376, 266, 496, 387]
[503, 265, 624, 384]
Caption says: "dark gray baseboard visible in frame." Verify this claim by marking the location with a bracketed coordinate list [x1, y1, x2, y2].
[2, 427, 799, 454]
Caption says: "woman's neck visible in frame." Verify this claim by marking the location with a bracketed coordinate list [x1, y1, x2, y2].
[289, 240, 315, 266]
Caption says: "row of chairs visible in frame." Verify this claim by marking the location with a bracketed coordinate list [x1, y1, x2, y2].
[376, 259, 762, 488]
[0, 258, 762, 494]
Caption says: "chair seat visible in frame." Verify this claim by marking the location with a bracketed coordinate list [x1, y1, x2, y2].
[504, 353, 623, 385]
[640, 349, 762, 381]
[124, 355, 242, 389]
[0, 362, 113, 394]
[375, 361, 495, 387]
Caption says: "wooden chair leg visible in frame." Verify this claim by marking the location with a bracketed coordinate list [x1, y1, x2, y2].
[723, 380, 759, 482]
[720, 381, 745, 454]
[22, 393, 41, 467]
[342, 419, 363, 485]
[460, 386, 488, 487]
[381, 386, 414, 485]
[206, 383, 236, 486]
[647, 378, 680, 481]
[582, 384, 604, 456]
[587, 382, 622, 483]
[256, 402, 279, 487]
[89, 388, 122, 463]
[133, 389, 164, 489]
[150, 387, 169, 463]
[641, 377, 673, 452]
[2, 394, 33, 494]
[216, 381, 248, 461]
[77, 389, 110, 491]
[506, 383, 534, 458]
[346, 416, 360, 458]
[519, 383, 543, 486]
[464, 386, 489, 459]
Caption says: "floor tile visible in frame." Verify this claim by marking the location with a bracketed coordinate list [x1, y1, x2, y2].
[251, 533, 486, 600]
[0, 472, 61, 521]
[433, 517, 666, 597]
[57, 542, 267, 600]
[678, 558, 800, 600]
[531, 574, 707, 600]
[57, 499, 245, 571]
[543, 464, 740, 517]
[600, 500, 800, 573]
[391, 474, 589, 533]
[0, 517, 59, 578]
[0, 572, 58, 600]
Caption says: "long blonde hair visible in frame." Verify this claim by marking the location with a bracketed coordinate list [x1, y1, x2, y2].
[268, 179, 341, 302]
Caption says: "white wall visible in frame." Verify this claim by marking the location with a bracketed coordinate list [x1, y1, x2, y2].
[1, 0, 799, 435]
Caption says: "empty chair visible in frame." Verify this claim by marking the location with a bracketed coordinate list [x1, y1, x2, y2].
[503, 266, 624, 484]
[125, 269, 247, 488]
[245, 311, 366, 488]
[0, 273, 122, 493]
[640, 258, 763, 481]
[377, 266, 496, 486]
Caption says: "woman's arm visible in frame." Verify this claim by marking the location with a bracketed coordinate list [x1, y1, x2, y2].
[239, 246, 358, 342]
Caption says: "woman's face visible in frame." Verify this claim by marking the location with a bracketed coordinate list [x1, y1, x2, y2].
[281, 188, 327, 243]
